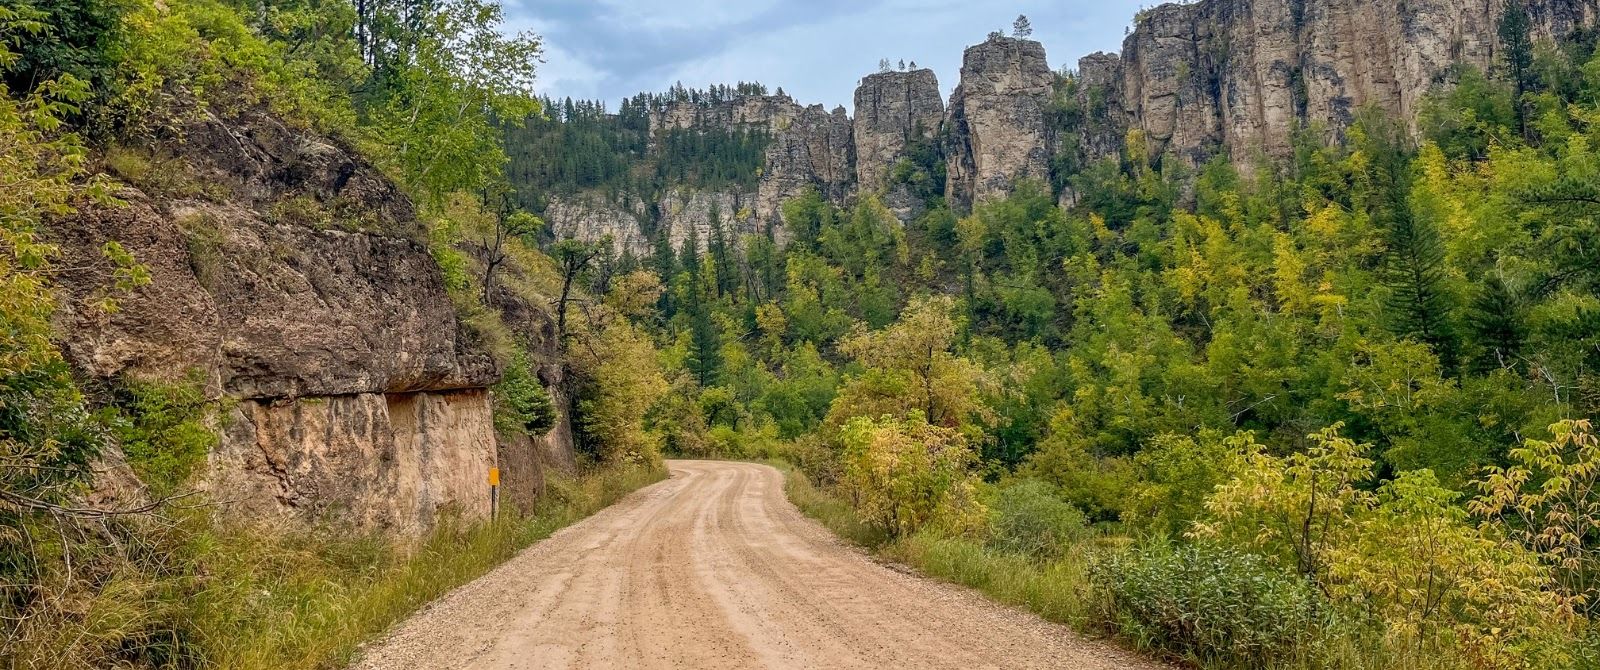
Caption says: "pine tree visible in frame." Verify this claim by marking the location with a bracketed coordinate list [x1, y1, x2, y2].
[1467, 273, 1527, 372]
[1362, 119, 1461, 370]
[1499, 0, 1534, 136]
[685, 298, 723, 388]
[1012, 14, 1033, 38]
[707, 204, 735, 299]
[680, 223, 702, 290]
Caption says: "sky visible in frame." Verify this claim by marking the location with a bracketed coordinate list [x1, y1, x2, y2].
[500, 0, 1152, 113]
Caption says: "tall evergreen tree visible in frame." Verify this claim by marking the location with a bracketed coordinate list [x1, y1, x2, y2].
[1467, 273, 1528, 373]
[686, 299, 723, 388]
[651, 228, 677, 317]
[707, 204, 736, 299]
[1361, 119, 1461, 370]
[1499, 0, 1535, 136]
[680, 224, 702, 291]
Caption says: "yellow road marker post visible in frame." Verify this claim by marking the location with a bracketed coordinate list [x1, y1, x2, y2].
[489, 467, 500, 520]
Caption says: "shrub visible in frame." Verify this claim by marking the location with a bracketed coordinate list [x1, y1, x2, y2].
[1127, 430, 1240, 536]
[839, 412, 983, 537]
[986, 479, 1090, 561]
[1093, 541, 1327, 666]
[1473, 419, 1600, 615]
[1197, 424, 1577, 667]
[492, 349, 556, 438]
[571, 321, 669, 465]
[103, 372, 220, 496]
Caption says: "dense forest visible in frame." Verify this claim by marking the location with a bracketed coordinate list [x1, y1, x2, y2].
[524, 10, 1600, 668]
[502, 83, 775, 210]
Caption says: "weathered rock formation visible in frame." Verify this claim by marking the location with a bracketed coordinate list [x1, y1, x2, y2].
[541, 0, 1599, 249]
[945, 36, 1056, 209]
[543, 93, 852, 255]
[52, 105, 571, 532]
[853, 69, 944, 191]
[543, 194, 651, 256]
[1076, 0, 1600, 164]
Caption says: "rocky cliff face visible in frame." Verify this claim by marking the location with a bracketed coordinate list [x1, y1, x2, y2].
[945, 36, 1056, 209]
[544, 93, 852, 255]
[541, 0, 1598, 248]
[52, 105, 567, 532]
[543, 194, 651, 256]
[853, 69, 944, 191]
[1078, 0, 1599, 164]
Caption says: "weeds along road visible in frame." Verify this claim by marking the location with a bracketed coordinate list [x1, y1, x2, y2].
[352, 460, 1167, 670]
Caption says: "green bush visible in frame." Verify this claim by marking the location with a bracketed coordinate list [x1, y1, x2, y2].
[986, 479, 1090, 561]
[1093, 541, 1327, 666]
[103, 373, 220, 496]
[493, 349, 556, 437]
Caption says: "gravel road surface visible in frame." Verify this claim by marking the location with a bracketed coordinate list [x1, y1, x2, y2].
[352, 460, 1167, 669]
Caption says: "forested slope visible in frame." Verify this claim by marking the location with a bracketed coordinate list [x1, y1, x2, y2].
[511, 6, 1600, 669]
[2, 0, 671, 666]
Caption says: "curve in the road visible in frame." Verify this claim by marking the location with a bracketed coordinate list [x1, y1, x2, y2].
[352, 460, 1167, 670]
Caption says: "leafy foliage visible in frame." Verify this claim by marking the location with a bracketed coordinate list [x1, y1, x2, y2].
[1094, 542, 1328, 666]
[839, 413, 983, 537]
[985, 479, 1089, 561]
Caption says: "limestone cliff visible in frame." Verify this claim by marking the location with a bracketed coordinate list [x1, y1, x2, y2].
[853, 69, 944, 191]
[1076, 0, 1600, 163]
[945, 36, 1056, 209]
[542, 93, 851, 255]
[535, 0, 1598, 246]
[543, 194, 651, 256]
[52, 105, 570, 532]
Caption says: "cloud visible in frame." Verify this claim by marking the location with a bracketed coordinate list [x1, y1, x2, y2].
[505, 0, 1146, 111]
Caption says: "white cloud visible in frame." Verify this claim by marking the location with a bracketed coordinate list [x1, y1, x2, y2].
[503, 0, 1151, 110]
[536, 42, 606, 102]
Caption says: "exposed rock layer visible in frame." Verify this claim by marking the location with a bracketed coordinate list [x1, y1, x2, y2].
[853, 69, 944, 191]
[53, 106, 570, 531]
[545, 0, 1598, 250]
[213, 390, 497, 532]
[1078, 0, 1600, 163]
[945, 37, 1056, 209]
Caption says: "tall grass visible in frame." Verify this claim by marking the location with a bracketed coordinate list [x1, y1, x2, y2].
[4, 464, 664, 670]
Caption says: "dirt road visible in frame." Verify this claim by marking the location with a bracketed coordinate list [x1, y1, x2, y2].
[353, 460, 1166, 669]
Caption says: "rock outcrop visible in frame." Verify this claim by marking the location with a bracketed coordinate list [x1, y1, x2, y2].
[659, 187, 759, 252]
[853, 69, 944, 191]
[51, 105, 561, 532]
[543, 195, 652, 258]
[756, 103, 853, 244]
[543, 93, 853, 255]
[1076, 0, 1600, 164]
[945, 36, 1056, 209]
[213, 390, 496, 531]
[540, 0, 1599, 246]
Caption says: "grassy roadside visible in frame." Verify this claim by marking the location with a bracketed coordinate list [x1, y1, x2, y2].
[209, 464, 667, 670]
[7, 464, 665, 670]
[771, 460, 1169, 665]
[773, 460, 1600, 670]
[775, 460, 1092, 616]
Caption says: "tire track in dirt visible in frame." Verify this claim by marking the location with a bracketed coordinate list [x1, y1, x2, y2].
[352, 460, 1170, 670]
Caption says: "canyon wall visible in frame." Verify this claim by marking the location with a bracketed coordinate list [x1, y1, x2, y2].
[539, 1, 1597, 249]
[945, 36, 1056, 209]
[853, 69, 944, 191]
[53, 106, 570, 532]
[1076, 0, 1600, 163]
[546, 93, 852, 256]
